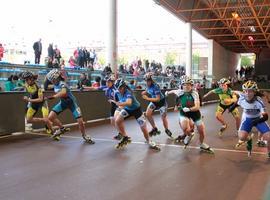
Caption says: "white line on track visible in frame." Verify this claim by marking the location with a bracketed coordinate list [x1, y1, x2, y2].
[25, 132, 267, 156]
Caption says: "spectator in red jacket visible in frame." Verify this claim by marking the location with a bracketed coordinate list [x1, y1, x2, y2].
[0, 43, 4, 61]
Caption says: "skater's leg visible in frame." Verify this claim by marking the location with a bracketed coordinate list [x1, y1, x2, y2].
[48, 111, 64, 128]
[115, 115, 128, 137]
[196, 122, 206, 144]
[216, 111, 226, 126]
[161, 113, 169, 130]
[263, 132, 270, 152]
[77, 117, 86, 136]
[145, 107, 157, 129]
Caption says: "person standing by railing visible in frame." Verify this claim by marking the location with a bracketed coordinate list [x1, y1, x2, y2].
[33, 39, 42, 64]
[0, 43, 4, 61]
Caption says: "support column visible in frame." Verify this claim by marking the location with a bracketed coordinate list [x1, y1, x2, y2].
[185, 23, 192, 77]
[208, 39, 213, 76]
[108, 0, 118, 74]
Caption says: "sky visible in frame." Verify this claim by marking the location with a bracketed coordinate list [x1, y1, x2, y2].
[0, 0, 207, 50]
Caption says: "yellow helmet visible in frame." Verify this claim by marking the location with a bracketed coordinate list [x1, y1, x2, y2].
[242, 80, 258, 91]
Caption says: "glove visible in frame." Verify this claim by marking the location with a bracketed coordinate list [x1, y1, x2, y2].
[251, 114, 268, 126]
[228, 103, 239, 113]
[182, 107, 191, 112]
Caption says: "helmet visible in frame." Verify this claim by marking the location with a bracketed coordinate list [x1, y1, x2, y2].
[21, 71, 35, 80]
[181, 76, 194, 85]
[242, 80, 258, 91]
[46, 69, 61, 82]
[219, 78, 230, 85]
[105, 75, 115, 82]
[144, 72, 154, 81]
[115, 78, 126, 89]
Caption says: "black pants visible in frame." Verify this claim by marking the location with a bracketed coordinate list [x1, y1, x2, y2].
[35, 53, 41, 64]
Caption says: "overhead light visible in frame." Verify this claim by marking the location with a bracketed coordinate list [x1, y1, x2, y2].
[248, 36, 254, 41]
[249, 26, 256, 32]
[232, 12, 239, 19]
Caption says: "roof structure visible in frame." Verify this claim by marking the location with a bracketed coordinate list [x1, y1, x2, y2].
[157, 0, 270, 53]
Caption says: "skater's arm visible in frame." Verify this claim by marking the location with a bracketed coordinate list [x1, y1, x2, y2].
[165, 89, 181, 96]
[51, 88, 68, 99]
[141, 91, 147, 95]
[203, 90, 214, 99]
[142, 94, 160, 102]
[23, 89, 44, 103]
[115, 98, 132, 107]
[228, 102, 239, 113]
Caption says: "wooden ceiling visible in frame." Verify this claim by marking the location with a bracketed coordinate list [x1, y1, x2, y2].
[158, 0, 270, 53]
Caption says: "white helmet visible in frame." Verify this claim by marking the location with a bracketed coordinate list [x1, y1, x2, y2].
[46, 69, 61, 82]
[181, 76, 194, 85]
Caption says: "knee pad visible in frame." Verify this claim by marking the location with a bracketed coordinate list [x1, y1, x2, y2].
[120, 109, 129, 118]
[148, 103, 156, 111]
[136, 115, 146, 127]
[194, 119, 203, 126]
[159, 106, 167, 117]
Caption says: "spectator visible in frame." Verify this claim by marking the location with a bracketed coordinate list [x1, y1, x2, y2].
[53, 45, 61, 63]
[77, 73, 91, 89]
[103, 64, 112, 76]
[235, 69, 239, 78]
[5, 75, 18, 91]
[169, 79, 177, 89]
[33, 39, 42, 64]
[68, 56, 76, 67]
[0, 43, 4, 61]
[52, 58, 59, 68]
[89, 49, 96, 65]
[92, 76, 101, 88]
[78, 48, 84, 67]
[59, 60, 68, 81]
[47, 57, 53, 68]
[128, 80, 136, 90]
[48, 43, 54, 59]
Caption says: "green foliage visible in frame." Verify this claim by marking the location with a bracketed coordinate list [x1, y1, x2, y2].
[241, 56, 252, 67]
[165, 52, 177, 65]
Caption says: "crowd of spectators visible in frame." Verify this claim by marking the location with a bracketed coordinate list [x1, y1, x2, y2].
[118, 58, 186, 79]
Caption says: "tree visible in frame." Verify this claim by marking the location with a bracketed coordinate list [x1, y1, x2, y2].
[118, 55, 129, 65]
[164, 52, 177, 66]
[241, 56, 252, 67]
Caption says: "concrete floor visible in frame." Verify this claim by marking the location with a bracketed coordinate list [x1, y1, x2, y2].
[0, 103, 270, 200]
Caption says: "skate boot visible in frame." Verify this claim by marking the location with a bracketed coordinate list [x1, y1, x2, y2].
[200, 143, 214, 154]
[113, 133, 123, 140]
[149, 128, 161, 137]
[246, 137, 253, 157]
[45, 125, 53, 136]
[115, 136, 132, 149]
[235, 140, 245, 148]
[148, 141, 161, 151]
[51, 127, 70, 140]
[83, 134, 95, 144]
[174, 134, 186, 143]
[165, 129, 173, 138]
[183, 132, 195, 149]
[218, 124, 227, 136]
[257, 140, 267, 147]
